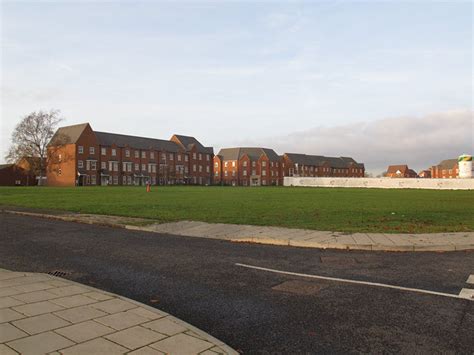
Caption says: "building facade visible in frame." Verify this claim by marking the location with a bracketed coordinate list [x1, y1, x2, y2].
[431, 159, 459, 179]
[47, 123, 213, 186]
[214, 148, 283, 186]
[282, 153, 365, 178]
[386, 165, 418, 178]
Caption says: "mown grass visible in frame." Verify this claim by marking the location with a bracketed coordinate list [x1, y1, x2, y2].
[0, 186, 473, 233]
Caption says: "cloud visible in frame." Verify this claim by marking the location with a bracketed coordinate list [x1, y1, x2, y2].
[237, 110, 474, 174]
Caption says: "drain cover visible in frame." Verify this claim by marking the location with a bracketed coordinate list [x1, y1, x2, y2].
[47, 270, 71, 277]
[272, 280, 327, 295]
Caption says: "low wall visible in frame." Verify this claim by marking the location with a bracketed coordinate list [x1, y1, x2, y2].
[284, 177, 474, 190]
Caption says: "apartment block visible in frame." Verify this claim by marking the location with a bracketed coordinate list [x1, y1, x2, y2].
[282, 153, 365, 178]
[47, 123, 213, 186]
[214, 148, 283, 186]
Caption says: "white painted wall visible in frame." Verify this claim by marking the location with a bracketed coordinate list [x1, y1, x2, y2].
[284, 177, 474, 190]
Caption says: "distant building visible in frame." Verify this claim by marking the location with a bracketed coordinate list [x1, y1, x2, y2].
[418, 169, 431, 178]
[386, 165, 418, 178]
[0, 164, 35, 186]
[431, 159, 458, 179]
[214, 147, 282, 186]
[282, 153, 364, 178]
[47, 123, 213, 186]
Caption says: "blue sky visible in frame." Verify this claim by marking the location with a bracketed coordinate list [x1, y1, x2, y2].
[1, 0, 472, 172]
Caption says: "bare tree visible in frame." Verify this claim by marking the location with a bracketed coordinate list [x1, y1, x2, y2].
[6, 110, 63, 185]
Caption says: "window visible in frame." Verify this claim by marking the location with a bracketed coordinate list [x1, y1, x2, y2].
[215, 171, 219, 176]
[135, 163, 139, 171]
[232, 161, 236, 167]
[127, 175, 132, 185]
[271, 162, 274, 167]
[78, 160, 83, 168]
[243, 170, 247, 176]
[224, 162, 228, 167]
[141, 151, 146, 159]
[198, 153, 202, 161]
[199, 165, 202, 172]
[225, 171, 228, 177]
[101, 161, 106, 170]
[91, 161, 97, 170]
[193, 164, 196, 172]
[113, 175, 118, 185]
[86, 161, 90, 170]
[252, 161, 256, 167]
[243, 161, 247, 167]
[192, 153, 196, 160]
[161, 153, 166, 160]
[58, 154, 62, 162]
[262, 161, 266, 167]
[125, 149, 130, 157]
[262, 170, 266, 176]
[78, 146, 84, 154]
[123, 163, 127, 172]
[206, 166, 210, 173]
[206, 154, 210, 161]
[232, 171, 235, 176]
[58, 168, 62, 176]
[91, 175, 96, 185]
[252, 169, 256, 175]
[214, 162, 218, 167]
[89, 147, 95, 155]
[142, 164, 146, 171]
[112, 148, 116, 156]
[185, 155, 189, 162]
[262, 179, 267, 185]
[169, 153, 173, 160]
[185, 166, 189, 173]
[276, 162, 279, 167]
[135, 150, 139, 158]
[122, 176, 127, 185]
[101, 147, 106, 155]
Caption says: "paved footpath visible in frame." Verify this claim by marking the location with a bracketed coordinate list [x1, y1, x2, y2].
[133, 221, 474, 252]
[0, 268, 236, 355]
[3, 209, 474, 251]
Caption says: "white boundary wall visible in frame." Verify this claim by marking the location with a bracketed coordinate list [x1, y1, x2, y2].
[284, 177, 474, 190]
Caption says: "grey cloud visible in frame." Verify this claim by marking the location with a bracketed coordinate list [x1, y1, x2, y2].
[238, 110, 473, 174]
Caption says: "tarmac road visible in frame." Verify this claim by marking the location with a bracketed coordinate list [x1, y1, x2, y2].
[1, 212, 473, 354]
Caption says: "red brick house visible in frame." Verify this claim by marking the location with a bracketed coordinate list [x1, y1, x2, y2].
[214, 148, 282, 186]
[0, 164, 35, 186]
[431, 159, 458, 179]
[47, 123, 213, 186]
[386, 165, 418, 178]
[282, 153, 365, 178]
[418, 169, 431, 178]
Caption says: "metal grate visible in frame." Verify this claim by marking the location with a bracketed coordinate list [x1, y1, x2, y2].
[47, 270, 71, 277]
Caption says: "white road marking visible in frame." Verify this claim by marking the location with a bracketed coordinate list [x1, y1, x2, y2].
[466, 275, 474, 284]
[235, 263, 473, 301]
[459, 288, 474, 300]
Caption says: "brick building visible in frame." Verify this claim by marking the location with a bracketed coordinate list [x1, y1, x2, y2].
[386, 165, 418, 178]
[214, 148, 282, 186]
[418, 169, 431, 178]
[431, 159, 458, 179]
[282, 153, 365, 178]
[0, 164, 35, 186]
[47, 123, 213, 186]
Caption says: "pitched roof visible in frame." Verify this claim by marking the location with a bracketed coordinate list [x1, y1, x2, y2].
[172, 135, 213, 154]
[436, 159, 458, 169]
[217, 147, 280, 162]
[285, 153, 364, 169]
[0, 164, 14, 170]
[387, 165, 409, 174]
[95, 132, 181, 152]
[49, 123, 89, 145]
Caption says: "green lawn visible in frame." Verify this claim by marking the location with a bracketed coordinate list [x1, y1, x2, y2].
[0, 186, 473, 233]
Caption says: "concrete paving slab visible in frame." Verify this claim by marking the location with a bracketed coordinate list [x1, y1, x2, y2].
[12, 313, 70, 335]
[55, 320, 115, 343]
[150, 333, 214, 354]
[54, 304, 108, 323]
[104, 325, 167, 350]
[60, 337, 128, 355]
[7, 331, 74, 355]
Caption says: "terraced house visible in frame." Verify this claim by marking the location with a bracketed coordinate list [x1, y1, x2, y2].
[282, 153, 365, 178]
[214, 147, 283, 186]
[47, 123, 213, 186]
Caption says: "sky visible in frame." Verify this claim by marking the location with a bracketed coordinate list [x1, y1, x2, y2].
[1, 0, 472, 174]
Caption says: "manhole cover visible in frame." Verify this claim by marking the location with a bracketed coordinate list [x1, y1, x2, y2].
[272, 280, 327, 295]
[320, 256, 357, 265]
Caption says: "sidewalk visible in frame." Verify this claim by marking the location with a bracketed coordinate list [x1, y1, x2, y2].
[133, 221, 474, 252]
[0, 268, 236, 355]
[3, 209, 474, 252]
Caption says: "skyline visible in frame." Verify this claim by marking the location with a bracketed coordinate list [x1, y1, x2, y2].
[1, 0, 472, 173]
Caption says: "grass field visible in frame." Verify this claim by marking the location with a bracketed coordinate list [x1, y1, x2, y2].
[0, 186, 473, 233]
